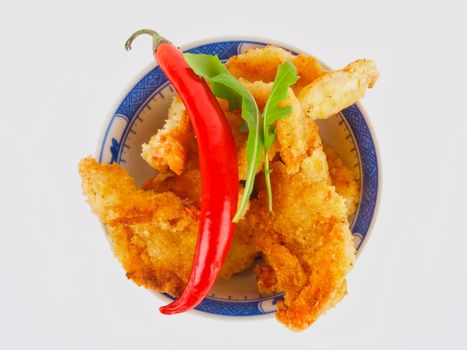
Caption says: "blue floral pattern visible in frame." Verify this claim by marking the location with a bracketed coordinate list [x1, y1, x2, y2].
[110, 138, 120, 164]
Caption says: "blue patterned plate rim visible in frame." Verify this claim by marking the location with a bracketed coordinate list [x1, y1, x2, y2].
[95, 36, 381, 319]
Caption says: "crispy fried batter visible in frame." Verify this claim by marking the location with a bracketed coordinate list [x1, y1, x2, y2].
[79, 158, 258, 297]
[226, 45, 328, 95]
[324, 146, 360, 217]
[299, 147, 329, 183]
[292, 54, 329, 95]
[144, 169, 202, 204]
[141, 96, 195, 175]
[299, 59, 379, 120]
[226, 45, 294, 83]
[254, 264, 279, 295]
[252, 161, 355, 330]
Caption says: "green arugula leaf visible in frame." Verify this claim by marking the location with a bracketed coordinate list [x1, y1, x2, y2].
[262, 61, 299, 211]
[184, 53, 241, 110]
[184, 53, 263, 222]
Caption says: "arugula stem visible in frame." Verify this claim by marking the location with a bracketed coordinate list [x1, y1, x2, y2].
[264, 150, 273, 212]
[261, 61, 298, 213]
[232, 102, 262, 222]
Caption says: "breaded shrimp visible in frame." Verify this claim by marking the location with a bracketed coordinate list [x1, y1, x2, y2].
[299, 59, 379, 120]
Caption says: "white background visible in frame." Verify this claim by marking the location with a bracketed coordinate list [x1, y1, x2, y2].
[1, 0, 466, 349]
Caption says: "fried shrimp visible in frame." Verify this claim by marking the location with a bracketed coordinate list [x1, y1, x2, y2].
[299, 59, 379, 120]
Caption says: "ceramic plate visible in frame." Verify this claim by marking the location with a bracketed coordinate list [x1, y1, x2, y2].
[96, 37, 381, 317]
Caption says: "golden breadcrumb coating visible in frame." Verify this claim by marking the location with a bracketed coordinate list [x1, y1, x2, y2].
[144, 169, 202, 203]
[226, 45, 328, 95]
[254, 264, 279, 295]
[141, 96, 195, 175]
[226, 45, 294, 83]
[324, 146, 361, 217]
[291, 54, 329, 95]
[299, 59, 379, 120]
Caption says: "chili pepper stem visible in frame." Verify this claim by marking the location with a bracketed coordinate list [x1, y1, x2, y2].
[125, 29, 170, 53]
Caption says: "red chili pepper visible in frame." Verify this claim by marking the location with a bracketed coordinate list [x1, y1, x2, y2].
[125, 29, 239, 314]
